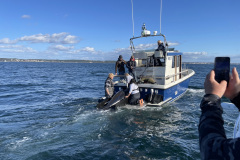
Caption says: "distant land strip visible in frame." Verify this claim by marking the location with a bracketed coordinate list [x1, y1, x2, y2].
[0, 58, 115, 63]
[0, 58, 239, 65]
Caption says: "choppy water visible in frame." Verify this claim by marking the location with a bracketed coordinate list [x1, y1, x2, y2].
[0, 62, 240, 160]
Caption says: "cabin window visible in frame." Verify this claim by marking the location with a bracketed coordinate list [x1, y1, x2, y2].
[172, 56, 175, 68]
[172, 56, 180, 68]
[177, 56, 180, 67]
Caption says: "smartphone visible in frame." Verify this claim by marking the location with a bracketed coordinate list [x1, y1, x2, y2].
[214, 57, 230, 84]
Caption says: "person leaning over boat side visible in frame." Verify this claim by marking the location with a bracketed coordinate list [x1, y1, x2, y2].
[115, 55, 126, 79]
[199, 67, 240, 160]
[105, 73, 115, 98]
[125, 79, 143, 105]
[126, 56, 136, 79]
[125, 73, 133, 85]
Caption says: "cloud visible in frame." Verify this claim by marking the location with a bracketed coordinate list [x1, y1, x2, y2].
[0, 45, 37, 53]
[0, 45, 22, 49]
[62, 35, 78, 44]
[81, 47, 95, 52]
[183, 51, 207, 56]
[0, 38, 17, 44]
[182, 51, 209, 62]
[66, 47, 97, 54]
[168, 42, 180, 46]
[0, 32, 79, 44]
[133, 42, 179, 50]
[18, 32, 79, 44]
[135, 43, 156, 50]
[50, 45, 74, 51]
[21, 15, 31, 19]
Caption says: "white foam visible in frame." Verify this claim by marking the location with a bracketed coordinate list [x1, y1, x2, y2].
[8, 137, 31, 150]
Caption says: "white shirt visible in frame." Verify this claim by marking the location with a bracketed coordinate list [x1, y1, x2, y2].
[126, 75, 133, 84]
[129, 83, 139, 95]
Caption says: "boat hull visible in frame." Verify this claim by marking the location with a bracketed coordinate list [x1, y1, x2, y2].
[140, 76, 191, 106]
[114, 73, 193, 107]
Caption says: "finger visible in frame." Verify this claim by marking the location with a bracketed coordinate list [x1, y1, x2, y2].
[209, 70, 215, 81]
[232, 67, 239, 81]
[206, 70, 213, 79]
[229, 73, 233, 80]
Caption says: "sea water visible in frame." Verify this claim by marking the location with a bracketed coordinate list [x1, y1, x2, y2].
[0, 62, 240, 160]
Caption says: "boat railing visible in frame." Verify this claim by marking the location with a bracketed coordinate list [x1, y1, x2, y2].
[143, 69, 191, 85]
[113, 69, 192, 85]
[155, 69, 189, 79]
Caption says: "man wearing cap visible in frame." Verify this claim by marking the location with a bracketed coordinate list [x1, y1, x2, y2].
[115, 55, 126, 79]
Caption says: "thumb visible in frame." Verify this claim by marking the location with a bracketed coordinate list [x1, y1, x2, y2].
[220, 80, 227, 88]
[209, 70, 215, 81]
[232, 67, 239, 81]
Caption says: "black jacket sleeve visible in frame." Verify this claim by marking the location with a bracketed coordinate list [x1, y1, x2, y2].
[231, 93, 240, 111]
[199, 94, 240, 160]
[126, 61, 130, 69]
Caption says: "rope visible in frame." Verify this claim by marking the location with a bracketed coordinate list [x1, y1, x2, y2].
[160, 0, 162, 34]
[131, 0, 134, 37]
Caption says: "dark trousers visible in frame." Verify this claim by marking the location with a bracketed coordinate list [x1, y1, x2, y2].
[128, 92, 140, 105]
[119, 71, 125, 80]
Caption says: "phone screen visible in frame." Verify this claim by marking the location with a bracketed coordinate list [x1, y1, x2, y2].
[214, 57, 230, 84]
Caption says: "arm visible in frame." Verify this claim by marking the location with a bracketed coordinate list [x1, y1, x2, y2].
[125, 84, 132, 98]
[126, 61, 130, 69]
[105, 79, 111, 97]
[199, 70, 240, 159]
[133, 61, 136, 69]
[105, 88, 110, 96]
[231, 93, 240, 109]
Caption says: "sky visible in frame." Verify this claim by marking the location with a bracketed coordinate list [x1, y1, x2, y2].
[0, 0, 240, 62]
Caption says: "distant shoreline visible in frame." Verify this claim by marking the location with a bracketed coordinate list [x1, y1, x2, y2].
[0, 58, 115, 63]
[0, 58, 239, 65]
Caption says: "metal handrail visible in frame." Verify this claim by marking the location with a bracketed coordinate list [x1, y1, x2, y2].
[130, 34, 168, 54]
[143, 70, 189, 80]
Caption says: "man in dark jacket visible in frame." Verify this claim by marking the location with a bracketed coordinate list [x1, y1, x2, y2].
[115, 55, 126, 79]
[199, 67, 240, 159]
[126, 56, 136, 79]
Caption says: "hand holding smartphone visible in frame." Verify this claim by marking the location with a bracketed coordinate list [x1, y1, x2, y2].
[214, 57, 230, 84]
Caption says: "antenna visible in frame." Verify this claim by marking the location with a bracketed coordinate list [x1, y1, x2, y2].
[131, 0, 134, 37]
[160, 0, 162, 34]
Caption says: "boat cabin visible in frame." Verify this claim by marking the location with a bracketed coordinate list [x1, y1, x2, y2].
[133, 48, 183, 85]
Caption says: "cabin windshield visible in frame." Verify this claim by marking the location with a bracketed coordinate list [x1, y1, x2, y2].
[133, 49, 165, 67]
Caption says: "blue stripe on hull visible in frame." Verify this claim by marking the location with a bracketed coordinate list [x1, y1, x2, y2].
[139, 77, 191, 103]
[114, 77, 191, 104]
[163, 78, 190, 102]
